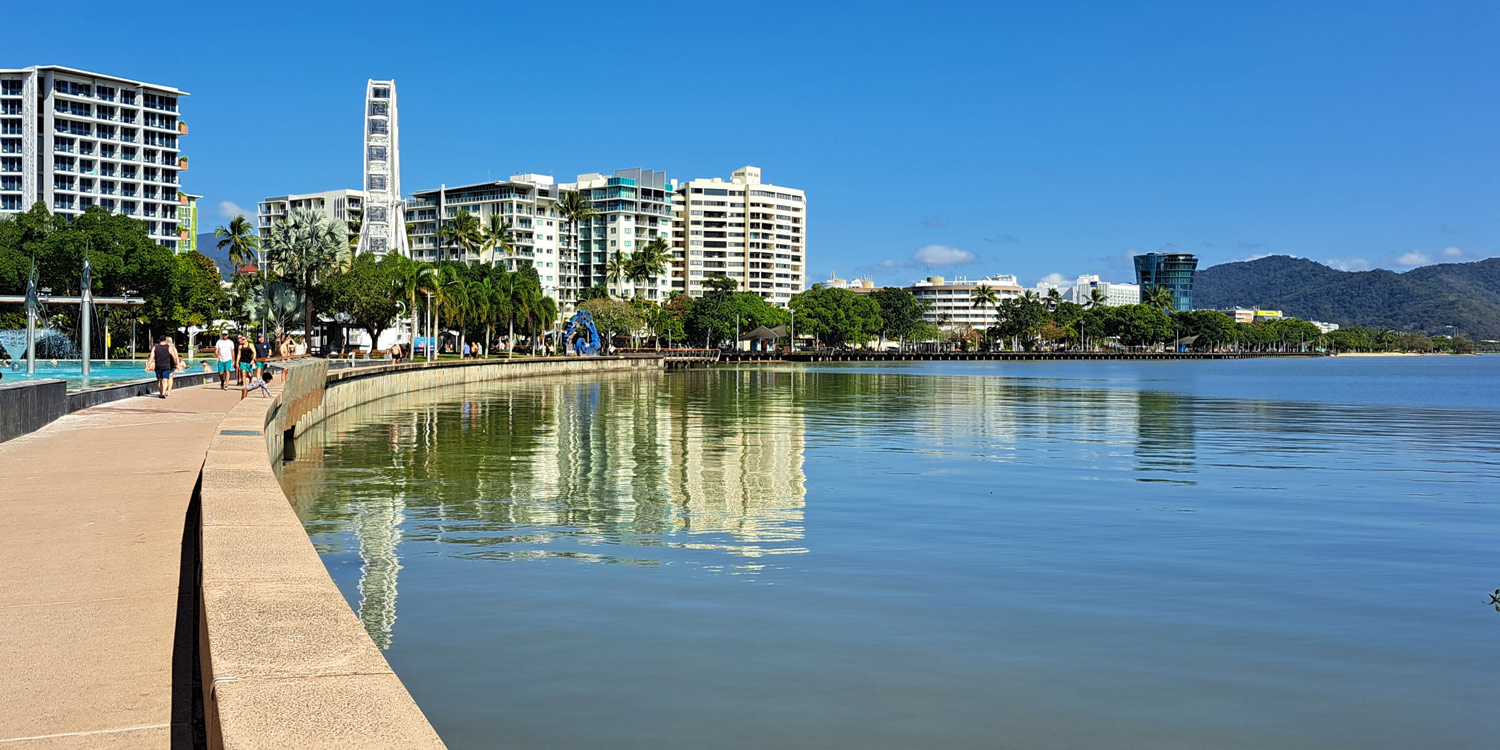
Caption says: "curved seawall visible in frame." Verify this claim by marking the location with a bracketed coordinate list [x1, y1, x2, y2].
[196, 356, 662, 749]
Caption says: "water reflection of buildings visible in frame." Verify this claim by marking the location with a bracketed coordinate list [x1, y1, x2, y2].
[282, 371, 809, 647]
[821, 373, 1198, 481]
[667, 369, 807, 556]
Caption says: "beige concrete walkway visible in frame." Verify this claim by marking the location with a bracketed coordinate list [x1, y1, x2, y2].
[0, 382, 245, 748]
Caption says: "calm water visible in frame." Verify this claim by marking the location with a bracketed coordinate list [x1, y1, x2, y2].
[281, 357, 1500, 749]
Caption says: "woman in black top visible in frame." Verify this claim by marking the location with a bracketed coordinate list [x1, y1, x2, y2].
[237, 336, 257, 386]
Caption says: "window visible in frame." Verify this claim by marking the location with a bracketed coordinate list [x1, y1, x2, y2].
[368, 119, 387, 135]
[0, 80, 21, 96]
[368, 174, 387, 190]
[372, 87, 389, 99]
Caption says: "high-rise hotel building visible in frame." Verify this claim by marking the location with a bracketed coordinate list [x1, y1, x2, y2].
[257, 189, 365, 236]
[400, 165, 807, 311]
[562, 168, 675, 301]
[0, 66, 188, 250]
[405, 175, 571, 304]
[673, 166, 805, 305]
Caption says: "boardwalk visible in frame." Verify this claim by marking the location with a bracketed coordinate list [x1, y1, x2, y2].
[0, 382, 241, 748]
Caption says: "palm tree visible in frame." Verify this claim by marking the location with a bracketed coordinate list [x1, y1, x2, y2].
[1046, 287, 1062, 312]
[242, 281, 302, 338]
[1086, 287, 1107, 309]
[970, 285, 1001, 350]
[626, 237, 672, 299]
[509, 274, 543, 354]
[214, 215, 260, 270]
[527, 294, 558, 354]
[606, 255, 629, 298]
[387, 255, 434, 345]
[438, 209, 482, 262]
[476, 275, 510, 355]
[558, 190, 598, 288]
[481, 214, 514, 268]
[1144, 285, 1175, 311]
[263, 208, 346, 342]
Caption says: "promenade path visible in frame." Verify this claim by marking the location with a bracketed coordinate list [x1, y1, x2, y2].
[0, 381, 244, 748]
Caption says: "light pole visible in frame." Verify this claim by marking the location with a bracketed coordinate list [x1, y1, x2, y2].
[789, 309, 796, 354]
[81, 241, 93, 377]
[423, 290, 434, 362]
[126, 290, 137, 362]
[259, 242, 267, 340]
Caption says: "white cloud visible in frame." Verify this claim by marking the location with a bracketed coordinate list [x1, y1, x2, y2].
[1325, 257, 1370, 272]
[1395, 251, 1431, 267]
[876, 259, 904, 269]
[911, 245, 977, 267]
[1441, 246, 1466, 258]
[1037, 272, 1069, 287]
[216, 200, 251, 220]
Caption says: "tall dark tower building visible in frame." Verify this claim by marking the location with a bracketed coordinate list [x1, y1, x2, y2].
[1134, 252, 1199, 311]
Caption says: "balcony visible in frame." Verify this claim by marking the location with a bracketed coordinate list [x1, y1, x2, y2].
[177, 156, 188, 171]
[177, 121, 188, 135]
[179, 193, 188, 205]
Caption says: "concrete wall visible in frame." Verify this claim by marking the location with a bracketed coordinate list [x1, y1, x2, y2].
[0, 379, 67, 443]
[197, 355, 663, 749]
[0, 371, 219, 444]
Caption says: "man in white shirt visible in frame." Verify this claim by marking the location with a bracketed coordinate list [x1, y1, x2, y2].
[214, 332, 235, 390]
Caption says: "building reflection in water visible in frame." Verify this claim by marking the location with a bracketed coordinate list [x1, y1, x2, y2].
[282, 369, 807, 648]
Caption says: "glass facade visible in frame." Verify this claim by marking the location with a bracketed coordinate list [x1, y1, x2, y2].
[1133, 252, 1198, 311]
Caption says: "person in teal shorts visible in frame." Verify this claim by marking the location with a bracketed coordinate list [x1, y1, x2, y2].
[214, 331, 235, 389]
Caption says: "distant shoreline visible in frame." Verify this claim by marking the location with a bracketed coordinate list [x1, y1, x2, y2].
[1334, 352, 1455, 357]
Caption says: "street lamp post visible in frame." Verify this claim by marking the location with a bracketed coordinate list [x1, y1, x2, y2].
[81, 242, 92, 377]
[790, 309, 796, 354]
[127, 291, 137, 362]
[423, 290, 435, 362]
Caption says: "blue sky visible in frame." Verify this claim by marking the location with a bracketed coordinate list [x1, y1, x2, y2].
[10, 1, 1497, 287]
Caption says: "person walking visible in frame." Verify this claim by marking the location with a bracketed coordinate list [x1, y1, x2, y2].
[214, 331, 235, 390]
[237, 335, 257, 386]
[255, 335, 270, 360]
[145, 334, 182, 399]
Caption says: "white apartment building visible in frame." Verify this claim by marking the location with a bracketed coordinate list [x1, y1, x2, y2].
[405, 175, 571, 304]
[673, 166, 805, 306]
[1067, 274, 1140, 307]
[257, 189, 364, 237]
[562, 168, 675, 301]
[1, 66, 188, 249]
[905, 274, 1023, 329]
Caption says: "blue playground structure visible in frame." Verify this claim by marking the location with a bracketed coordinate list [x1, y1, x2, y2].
[564, 311, 603, 356]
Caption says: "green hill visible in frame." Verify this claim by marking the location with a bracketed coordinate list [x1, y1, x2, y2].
[1192, 255, 1500, 339]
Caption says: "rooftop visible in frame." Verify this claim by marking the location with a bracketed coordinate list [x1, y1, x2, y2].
[0, 65, 189, 96]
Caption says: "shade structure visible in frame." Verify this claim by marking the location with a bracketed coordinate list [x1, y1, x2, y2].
[739, 325, 787, 340]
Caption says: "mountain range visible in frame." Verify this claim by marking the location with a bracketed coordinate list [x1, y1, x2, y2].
[196, 231, 236, 279]
[1193, 255, 1500, 339]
